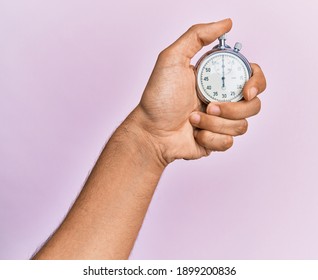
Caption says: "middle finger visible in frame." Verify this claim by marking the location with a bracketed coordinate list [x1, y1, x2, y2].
[190, 112, 248, 136]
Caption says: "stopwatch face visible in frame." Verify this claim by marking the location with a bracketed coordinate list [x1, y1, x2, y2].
[196, 52, 250, 103]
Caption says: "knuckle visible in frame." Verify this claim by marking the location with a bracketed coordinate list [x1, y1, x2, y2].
[222, 136, 234, 151]
[158, 47, 172, 60]
[236, 119, 248, 135]
[201, 130, 214, 142]
[217, 122, 225, 133]
[188, 24, 201, 33]
[199, 130, 216, 149]
[251, 63, 263, 74]
[254, 98, 262, 114]
[188, 24, 205, 45]
[252, 63, 261, 70]
[263, 75, 267, 90]
[208, 133, 217, 145]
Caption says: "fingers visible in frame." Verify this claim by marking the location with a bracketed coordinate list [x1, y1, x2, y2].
[189, 62, 264, 152]
[160, 18, 232, 63]
[243, 63, 267, 101]
[206, 98, 261, 120]
[194, 130, 233, 152]
[189, 94, 261, 151]
[190, 112, 248, 136]
[189, 110, 247, 151]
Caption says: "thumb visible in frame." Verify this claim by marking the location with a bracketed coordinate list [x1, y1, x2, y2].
[161, 18, 232, 64]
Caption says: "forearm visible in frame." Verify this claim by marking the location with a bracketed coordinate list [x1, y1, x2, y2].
[33, 108, 165, 259]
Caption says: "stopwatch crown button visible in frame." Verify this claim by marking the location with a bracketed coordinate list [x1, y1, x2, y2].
[219, 34, 227, 40]
[234, 42, 242, 52]
[218, 34, 227, 49]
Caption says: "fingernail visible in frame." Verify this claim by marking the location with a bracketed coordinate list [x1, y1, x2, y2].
[248, 87, 258, 100]
[190, 113, 200, 124]
[207, 104, 221, 115]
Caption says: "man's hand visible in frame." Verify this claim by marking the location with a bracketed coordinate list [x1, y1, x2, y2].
[132, 18, 266, 165]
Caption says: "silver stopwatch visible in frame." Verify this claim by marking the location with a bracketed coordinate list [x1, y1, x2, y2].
[195, 34, 252, 103]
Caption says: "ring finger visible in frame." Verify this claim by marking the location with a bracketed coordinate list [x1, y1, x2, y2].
[194, 130, 234, 151]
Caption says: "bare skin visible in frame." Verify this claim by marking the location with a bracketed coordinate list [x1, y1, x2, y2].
[33, 18, 266, 260]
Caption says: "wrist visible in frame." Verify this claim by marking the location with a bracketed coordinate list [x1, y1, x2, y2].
[117, 107, 168, 171]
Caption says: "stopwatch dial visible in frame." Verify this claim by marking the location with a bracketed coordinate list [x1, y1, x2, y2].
[197, 53, 249, 102]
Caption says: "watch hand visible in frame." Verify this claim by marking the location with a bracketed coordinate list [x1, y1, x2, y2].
[222, 55, 225, 89]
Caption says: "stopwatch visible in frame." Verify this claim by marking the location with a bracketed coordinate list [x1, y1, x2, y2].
[195, 34, 252, 103]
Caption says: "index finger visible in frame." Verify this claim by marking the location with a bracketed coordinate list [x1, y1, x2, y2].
[161, 18, 233, 64]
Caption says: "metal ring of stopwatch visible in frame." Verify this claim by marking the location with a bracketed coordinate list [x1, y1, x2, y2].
[195, 48, 252, 104]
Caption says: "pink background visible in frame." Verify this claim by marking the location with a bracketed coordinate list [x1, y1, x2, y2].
[1, 0, 318, 259]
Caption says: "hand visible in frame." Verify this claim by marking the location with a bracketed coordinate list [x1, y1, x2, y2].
[132, 18, 266, 165]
